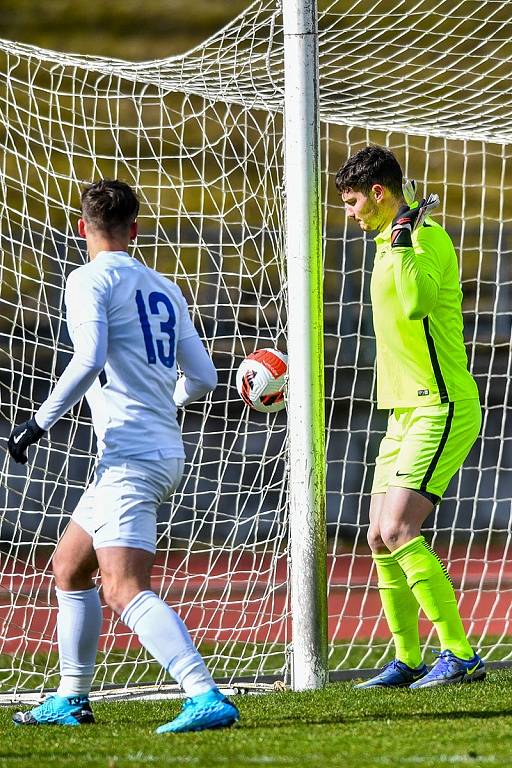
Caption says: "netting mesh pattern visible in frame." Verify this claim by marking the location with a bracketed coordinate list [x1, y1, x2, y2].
[0, 44, 288, 691]
[0, 0, 511, 693]
[323, 126, 512, 669]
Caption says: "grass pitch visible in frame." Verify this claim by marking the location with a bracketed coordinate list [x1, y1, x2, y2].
[1, 670, 512, 768]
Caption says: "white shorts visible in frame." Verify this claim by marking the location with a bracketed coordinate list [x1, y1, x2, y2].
[72, 456, 185, 554]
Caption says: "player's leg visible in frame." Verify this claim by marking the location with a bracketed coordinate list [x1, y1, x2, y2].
[13, 508, 100, 726]
[53, 519, 101, 700]
[356, 447, 427, 688]
[368, 492, 423, 671]
[380, 485, 473, 654]
[381, 487, 483, 687]
[375, 493, 425, 653]
[97, 544, 219, 697]
[94, 457, 239, 733]
[381, 400, 485, 687]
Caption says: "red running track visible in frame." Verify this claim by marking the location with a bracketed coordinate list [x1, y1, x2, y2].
[1, 548, 511, 654]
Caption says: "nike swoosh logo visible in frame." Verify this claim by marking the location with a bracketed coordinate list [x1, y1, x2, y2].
[395, 471, 410, 477]
[13, 430, 27, 445]
[94, 522, 109, 535]
[465, 663, 481, 676]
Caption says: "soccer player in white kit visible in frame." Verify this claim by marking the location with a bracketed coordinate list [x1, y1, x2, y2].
[8, 180, 239, 733]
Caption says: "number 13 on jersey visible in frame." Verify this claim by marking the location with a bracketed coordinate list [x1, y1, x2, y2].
[135, 290, 176, 368]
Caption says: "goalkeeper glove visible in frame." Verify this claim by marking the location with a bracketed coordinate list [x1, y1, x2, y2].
[8, 417, 45, 465]
[391, 193, 440, 248]
[402, 178, 417, 207]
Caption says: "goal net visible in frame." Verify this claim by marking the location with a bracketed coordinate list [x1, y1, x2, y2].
[0, 0, 511, 699]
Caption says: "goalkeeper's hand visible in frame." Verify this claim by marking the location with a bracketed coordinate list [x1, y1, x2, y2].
[391, 193, 440, 248]
[8, 417, 45, 465]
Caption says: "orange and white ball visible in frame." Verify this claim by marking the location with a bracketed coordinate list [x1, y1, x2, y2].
[236, 348, 287, 413]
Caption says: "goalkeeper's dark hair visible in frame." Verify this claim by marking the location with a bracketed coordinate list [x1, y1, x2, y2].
[81, 179, 140, 234]
[335, 146, 403, 199]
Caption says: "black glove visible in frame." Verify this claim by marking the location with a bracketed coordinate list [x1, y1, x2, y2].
[8, 417, 45, 465]
[391, 193, 439, 248]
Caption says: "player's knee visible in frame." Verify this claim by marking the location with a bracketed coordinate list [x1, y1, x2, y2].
[101, 578, 124, 615]
[367, 527, 388, 554]
[51, 550, 67, 587]
[101, 577, 143, 615]
[52, 550, 90, 590]
[379, 522, 410, 552]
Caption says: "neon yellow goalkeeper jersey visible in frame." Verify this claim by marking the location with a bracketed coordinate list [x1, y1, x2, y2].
[371, 218, 479, 409]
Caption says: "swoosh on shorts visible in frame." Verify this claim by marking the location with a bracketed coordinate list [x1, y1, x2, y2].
[94, 522, 109, 535]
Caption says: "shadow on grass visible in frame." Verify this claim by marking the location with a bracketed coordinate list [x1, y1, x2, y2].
[225, 707, 512, 730]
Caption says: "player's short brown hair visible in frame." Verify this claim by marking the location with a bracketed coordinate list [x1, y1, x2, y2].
[335, 146, 403, 199]
[81, 179, 139, 233]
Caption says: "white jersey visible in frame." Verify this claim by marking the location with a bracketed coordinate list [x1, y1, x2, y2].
[62, 251, 199, 460]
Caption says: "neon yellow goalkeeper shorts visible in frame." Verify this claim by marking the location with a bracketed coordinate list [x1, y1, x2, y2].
[371, 399, 481, 499]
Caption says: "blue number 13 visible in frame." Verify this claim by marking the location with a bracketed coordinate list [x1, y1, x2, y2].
[135, 290, 176, 368]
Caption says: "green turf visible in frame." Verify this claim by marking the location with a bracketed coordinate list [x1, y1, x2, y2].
[1, 670, 512, 767]
[4, 639, 512, 695]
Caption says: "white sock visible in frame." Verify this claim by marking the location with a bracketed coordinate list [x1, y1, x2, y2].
[121, 590, 215, 697]
[55, 587, 102, 698]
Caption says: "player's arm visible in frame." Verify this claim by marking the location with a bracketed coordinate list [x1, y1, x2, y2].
[8, 321, 108, 464]
[391, 198, 443, 320]
[174, 334, 218, 408]
[173, 292, 217, 407]
[8, 270, 108, 464]
[36, 321, 107, 428]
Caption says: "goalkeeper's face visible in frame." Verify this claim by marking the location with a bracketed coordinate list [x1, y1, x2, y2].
[340, 187, 384, 232]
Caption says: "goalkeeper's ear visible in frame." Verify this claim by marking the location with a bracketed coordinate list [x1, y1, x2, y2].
[370, 183, 385, 202]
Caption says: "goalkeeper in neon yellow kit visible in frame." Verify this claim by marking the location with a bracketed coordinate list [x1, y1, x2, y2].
[336, 146, 485, 688]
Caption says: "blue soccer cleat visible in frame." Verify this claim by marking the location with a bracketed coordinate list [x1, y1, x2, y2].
[12, 694, 95, 726]
[156, 688, 240, 734]
[409, 650, 486, 688]
[355, 659, 428, 689]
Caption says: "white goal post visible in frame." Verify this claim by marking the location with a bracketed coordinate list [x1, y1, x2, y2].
[0, 0, 512, 701]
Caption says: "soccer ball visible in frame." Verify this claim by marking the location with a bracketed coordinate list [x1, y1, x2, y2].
[236, 348, 287, 413]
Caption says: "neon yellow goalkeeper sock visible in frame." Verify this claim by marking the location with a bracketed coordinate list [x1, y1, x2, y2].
[373, 552, 422, 669]
[393, 535, 473, 660]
